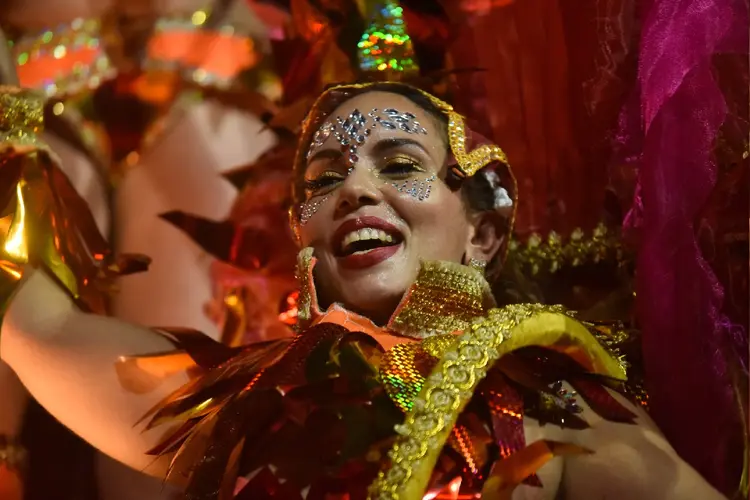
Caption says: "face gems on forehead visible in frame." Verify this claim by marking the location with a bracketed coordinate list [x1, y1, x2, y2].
[306, 107, 429, 166]
[298, 194, 331, 226]
[334, 109, 369, 165]
[392, 174, 436, 201]
[310, 122, 335, 151]
[369, 108, 428, 134]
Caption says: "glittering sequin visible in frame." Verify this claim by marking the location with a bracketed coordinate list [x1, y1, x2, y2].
[387, 261, 495, 339]
[379, 343, 429, 413]
[550, 380, 582, 414]
[370, 108, 427, 135]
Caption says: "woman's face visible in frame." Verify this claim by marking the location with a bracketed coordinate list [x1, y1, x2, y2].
[296, 91, 475, 323]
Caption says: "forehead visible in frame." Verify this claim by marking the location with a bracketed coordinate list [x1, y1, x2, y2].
[327, 91, 428, 121]
[304, 90, 445, 162]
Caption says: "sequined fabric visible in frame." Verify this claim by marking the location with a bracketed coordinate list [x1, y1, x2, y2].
[388, 261, 495, 338]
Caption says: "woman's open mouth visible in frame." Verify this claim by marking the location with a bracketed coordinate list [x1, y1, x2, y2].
[332, 217, 404, 269]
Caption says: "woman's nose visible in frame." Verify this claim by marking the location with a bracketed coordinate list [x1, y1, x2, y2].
[334, 166, 382, 215]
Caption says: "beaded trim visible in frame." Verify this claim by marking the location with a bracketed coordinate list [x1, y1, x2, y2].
[510, 223, 624, 274]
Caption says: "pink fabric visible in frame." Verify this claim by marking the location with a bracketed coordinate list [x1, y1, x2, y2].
[618, 0, 748, 493]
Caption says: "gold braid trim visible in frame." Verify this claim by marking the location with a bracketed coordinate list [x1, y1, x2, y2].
[368, 304, 627, 499]
[510, 223, 624, 275]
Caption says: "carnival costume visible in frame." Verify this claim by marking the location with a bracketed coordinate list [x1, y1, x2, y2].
[0, 0, 746, 496]
[134, 83, 649, 499]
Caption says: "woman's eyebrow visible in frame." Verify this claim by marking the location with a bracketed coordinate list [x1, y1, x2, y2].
[371, 137, 431, 157]
[307, 148, 342, 165]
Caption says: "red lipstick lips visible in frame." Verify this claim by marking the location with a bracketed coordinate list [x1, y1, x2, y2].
[332, 216, 403, 270]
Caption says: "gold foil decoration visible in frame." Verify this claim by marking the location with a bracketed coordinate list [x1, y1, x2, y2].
[0, 87, 149, 314]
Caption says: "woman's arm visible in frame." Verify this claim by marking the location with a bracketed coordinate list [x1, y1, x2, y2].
[562, 390, 726, 499]
[0, 268, 190, 477]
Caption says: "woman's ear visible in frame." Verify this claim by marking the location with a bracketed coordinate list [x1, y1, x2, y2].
[464, 211, 503, 264]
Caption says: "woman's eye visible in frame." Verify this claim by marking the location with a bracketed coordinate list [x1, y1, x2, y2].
[381, 160, 423, 177]
[304, 174, 344, 194]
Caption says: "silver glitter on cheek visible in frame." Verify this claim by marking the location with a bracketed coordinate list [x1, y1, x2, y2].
[392, 174, 437, 201]
[298, 194, 331, 226]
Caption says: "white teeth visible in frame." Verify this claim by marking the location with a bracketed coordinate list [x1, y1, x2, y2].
[340, 227, 397, 253]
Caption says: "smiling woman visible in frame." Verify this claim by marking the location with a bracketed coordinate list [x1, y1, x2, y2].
[0, 83, 728, 500]
[291, 84, 513, 325]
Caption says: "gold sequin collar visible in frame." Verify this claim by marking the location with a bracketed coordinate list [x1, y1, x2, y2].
[295, 248, 496, 339]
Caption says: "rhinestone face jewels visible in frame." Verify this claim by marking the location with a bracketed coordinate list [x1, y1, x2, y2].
[392, 175, 436, 201]
[298, 194, 331, 226]
[370, 108, 427, 134]
[334, 109, 369, 165]
[306, 107, 428, 165]
[310, 122, 335, 151]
